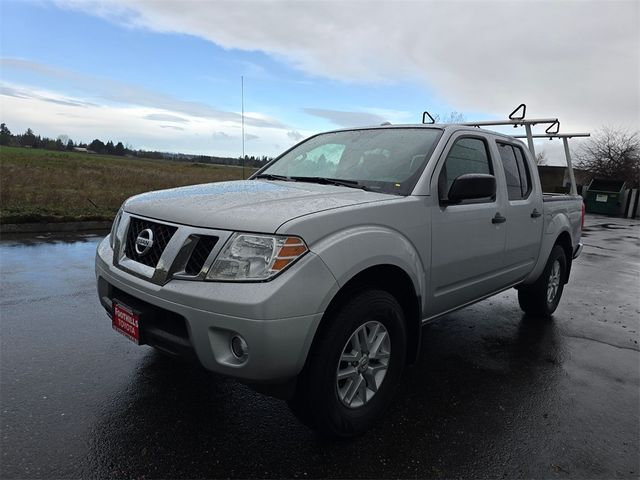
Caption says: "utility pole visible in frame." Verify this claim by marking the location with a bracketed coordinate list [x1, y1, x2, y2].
[241, 75, 245, 180]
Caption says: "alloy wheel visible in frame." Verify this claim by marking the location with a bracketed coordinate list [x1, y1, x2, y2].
[336, 321, 391, 408]
[547, 259, 561, 304]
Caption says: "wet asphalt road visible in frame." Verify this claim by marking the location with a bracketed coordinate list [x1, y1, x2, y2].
[1, 215, 638, 479]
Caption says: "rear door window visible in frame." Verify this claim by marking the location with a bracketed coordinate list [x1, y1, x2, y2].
[497, 142, 531, 200]
[513, 146, 531, 197]
[498, 143, 522, 200]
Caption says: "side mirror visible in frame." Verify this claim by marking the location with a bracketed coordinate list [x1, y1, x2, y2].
[447, 173, 496, 204]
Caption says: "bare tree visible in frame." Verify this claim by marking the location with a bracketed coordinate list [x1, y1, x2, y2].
[432, 111, 466, 124]
[536, 151, 548, 166]
[575, 127, 640, 188]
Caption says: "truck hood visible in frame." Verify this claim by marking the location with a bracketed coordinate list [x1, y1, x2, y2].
[124, 180, 396, 233]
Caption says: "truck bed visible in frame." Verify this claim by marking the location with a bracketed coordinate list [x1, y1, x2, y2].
[542, 193, 584, 202]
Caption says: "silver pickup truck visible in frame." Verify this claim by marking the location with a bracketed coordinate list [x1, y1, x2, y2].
[96, 122, 584, 436]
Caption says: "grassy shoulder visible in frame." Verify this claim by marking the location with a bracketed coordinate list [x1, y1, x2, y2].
[0, 146, 253, 224]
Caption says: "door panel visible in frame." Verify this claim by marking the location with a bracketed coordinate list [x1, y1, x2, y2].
[427, 133, 507, 317]
[495, 142, 544, 283]
[430, 203, 507, 314]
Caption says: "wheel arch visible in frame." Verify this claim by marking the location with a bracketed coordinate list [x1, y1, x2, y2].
[554, 230, 573, 283]
[308, 264, 422, 368]
[522, 227, 575, 285]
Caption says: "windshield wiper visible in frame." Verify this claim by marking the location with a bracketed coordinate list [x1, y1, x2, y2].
[254, 173, 296, 182]
[289, 176, 369, 190]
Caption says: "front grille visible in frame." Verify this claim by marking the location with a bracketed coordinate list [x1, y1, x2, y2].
[185, 235, 219, 275]
[125, 217, 178, 268]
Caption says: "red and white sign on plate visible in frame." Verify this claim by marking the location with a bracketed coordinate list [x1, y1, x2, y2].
[113, 302, 140, 344]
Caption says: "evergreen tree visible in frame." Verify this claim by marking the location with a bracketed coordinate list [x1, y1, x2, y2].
[0, 123, 11, 145]
[114, 142, 125, 156]
[22, 128, 36, 147]
[88, 139, 105, 153]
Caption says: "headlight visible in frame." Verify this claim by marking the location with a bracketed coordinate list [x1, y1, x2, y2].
[206, 233, 308, 281]
[109, 207, 123, 249]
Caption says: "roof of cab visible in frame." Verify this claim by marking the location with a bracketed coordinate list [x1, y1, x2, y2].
[319, 123, 527, 145]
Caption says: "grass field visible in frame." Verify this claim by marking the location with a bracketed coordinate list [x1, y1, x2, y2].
[0, 146, 254, 224]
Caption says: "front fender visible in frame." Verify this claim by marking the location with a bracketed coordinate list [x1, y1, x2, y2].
[310, 225, 426, 306]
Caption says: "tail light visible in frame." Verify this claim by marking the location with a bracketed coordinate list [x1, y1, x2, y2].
[581, 202, 586, 230]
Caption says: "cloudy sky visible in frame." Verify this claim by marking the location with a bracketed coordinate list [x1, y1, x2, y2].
[0, 0, 638, 161]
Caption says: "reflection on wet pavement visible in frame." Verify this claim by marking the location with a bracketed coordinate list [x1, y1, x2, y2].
[1, 216, 638, 478]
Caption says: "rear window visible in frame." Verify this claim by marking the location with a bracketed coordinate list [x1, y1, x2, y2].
[497, 142, 531, 200]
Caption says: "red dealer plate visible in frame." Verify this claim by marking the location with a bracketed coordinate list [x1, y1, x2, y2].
[113, 301, 140, 344]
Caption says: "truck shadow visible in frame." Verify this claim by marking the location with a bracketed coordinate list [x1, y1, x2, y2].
[88, 307, 565, 479]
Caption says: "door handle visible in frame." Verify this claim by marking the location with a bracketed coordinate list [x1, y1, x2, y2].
[492, 213, 507, 224]
[531, 209, 542, 218]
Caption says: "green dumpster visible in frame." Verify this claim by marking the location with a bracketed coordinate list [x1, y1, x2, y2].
[585, 178, 626, 215]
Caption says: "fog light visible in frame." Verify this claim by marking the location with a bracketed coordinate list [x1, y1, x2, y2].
[230, 335, 249, 361]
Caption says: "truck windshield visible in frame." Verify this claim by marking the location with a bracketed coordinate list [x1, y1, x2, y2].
[256, 128, 443, 195]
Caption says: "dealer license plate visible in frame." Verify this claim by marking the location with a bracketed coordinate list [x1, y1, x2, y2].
[113, 301, 140, 344]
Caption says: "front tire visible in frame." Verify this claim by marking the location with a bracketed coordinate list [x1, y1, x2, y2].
[288, 289, 407, 437]
[518, 245, 567, 317]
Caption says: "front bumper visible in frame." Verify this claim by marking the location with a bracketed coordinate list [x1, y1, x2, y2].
[95, 235, 337, 383]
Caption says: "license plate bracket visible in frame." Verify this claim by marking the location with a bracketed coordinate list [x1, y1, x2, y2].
[112, 300, 142, 344]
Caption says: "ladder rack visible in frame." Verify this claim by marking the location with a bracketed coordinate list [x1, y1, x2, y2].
[422, 104, 590, 195]
[513, 133, 590, 196]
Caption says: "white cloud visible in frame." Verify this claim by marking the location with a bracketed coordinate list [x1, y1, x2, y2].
[0, 82, 294, 156]
[287, 130, 304, 141]
[1, 58, 286, 129]
[54, 0, 640, 131]
[1, 84, 97, 107]
[303, 108, 388, 127]
[144, 113, 189, 123]
[212, 131, 231, 139]
[238, 60, 278, 81]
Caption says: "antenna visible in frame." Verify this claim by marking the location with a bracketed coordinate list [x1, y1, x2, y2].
[241, 75, 245, 180]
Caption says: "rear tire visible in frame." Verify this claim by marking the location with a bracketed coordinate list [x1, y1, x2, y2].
[288, 289, 406, 437]
[518, 245, 567, 317]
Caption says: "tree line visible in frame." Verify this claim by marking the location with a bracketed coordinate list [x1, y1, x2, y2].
[0, 123, 273, 168]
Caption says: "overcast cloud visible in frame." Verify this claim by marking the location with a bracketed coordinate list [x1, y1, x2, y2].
[56, 0, 639, 131]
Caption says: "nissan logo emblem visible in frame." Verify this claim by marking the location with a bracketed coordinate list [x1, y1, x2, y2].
[135, 228, 154, 256]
